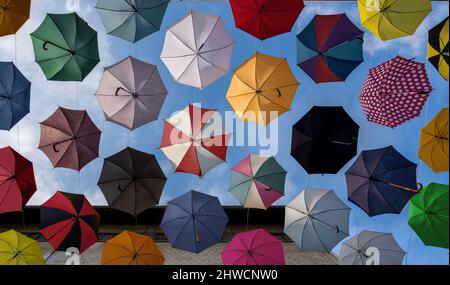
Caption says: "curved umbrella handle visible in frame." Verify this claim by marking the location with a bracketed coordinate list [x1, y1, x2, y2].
[52, 144, 60, 153]
[43, 41, 75, 55]
[115, 87, 134, 97]
[275, 88, 282, 97]
[117, 184, 123, 192]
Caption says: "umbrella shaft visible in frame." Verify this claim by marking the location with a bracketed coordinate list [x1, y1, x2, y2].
[388, 183, 420, 193]
[43, 41, 75, 55]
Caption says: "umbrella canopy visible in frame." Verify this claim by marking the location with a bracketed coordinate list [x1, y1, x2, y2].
[0, 230, 45, 265]
[229, 0, 304, 40]
[38, 107, 101, 171]
[360, 56, 432, 128]
[161, 12, 234, 89]
[160, 104, 231, 177]
[96, 0, 169, 43]
[221, 228, 285, 265]
[346, 146, 420, 217]
[226, 52, 299, 125]
[0, 146, 36, 214]
[40, 191, 100, 253]
[284, 189, 350, 253]
[357, 0, 431, 41]
[419, 108, 449, 173]
[291, 106, 359, 174]
[0, 61, 31, 131]
[101, 231, 165, 265]
[428, 17, 449, 81]
[98, 147, 167, 217]
[160, 190, 228, 253]
[229, 155, 287, 210]
[96, 56, 168, 130]
[338, 230, 406, 265]
[408, 183, 449, 249]
[0, 0, 30, 36]
[30, 13, 100, 81]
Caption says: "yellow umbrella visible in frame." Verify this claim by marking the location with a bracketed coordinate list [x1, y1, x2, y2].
[0, 0, 31, 37]
[357, 0, 432, 41]
[0, 230, 45, 265]
[428, 17, 449, 81]
[419, 108, 449, 173]
[226, 52, 299, 125]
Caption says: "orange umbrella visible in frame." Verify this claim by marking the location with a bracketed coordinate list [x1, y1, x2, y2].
[0, 0, 30, 36]
[101, 231, 165, 265]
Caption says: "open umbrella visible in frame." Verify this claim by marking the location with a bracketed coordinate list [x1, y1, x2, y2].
[419, 108, 449, 173]
[409, 183, 449, 249]
[346, 146, 420, 217]
[284, 189, 350, 253]
[428, 17, 449, 80]
[357, 0, 431, 41]
[221, 228, 285, 265]
[98, 147, 167, 217]
[291, 106, 359, 174]
[101, 231, 165, 265]
[160, 104, 231, 177]
[338, 230, 406, 265]
[160, 190, 228, 253]
[0, 0, 30, 36]
[40, 191, 100, 253]
[30, 13, 100, 81]
[0, 230, 45, 265]
[297, 14, 364, 83]
[226, 52, 300, 125]
[0, 146, 36, 214]
[161, 12, 234, 89]
[0, 61, 31, 131]
[229, 0, 304, 40]
[38, 107, 101, 171]
[229, 155, 287, 210]
[360, 56, 432, 128]
[96, 0, 169, 43]
[95, 56, 168, 130]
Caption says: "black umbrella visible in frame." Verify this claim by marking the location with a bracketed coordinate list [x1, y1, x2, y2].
[291, 106, 359, 174]
[97, 147, 167, 217]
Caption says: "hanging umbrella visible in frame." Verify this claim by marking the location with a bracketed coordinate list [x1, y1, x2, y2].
[95, 56, 168, 130]
[291, 106, 359, 174]
[409, 183, 449, 249]
[161, 12, 234, 89]
[0, 146, 36, 214]
[297, 14, 364, 83]
[30, 12, 100, 81]
[226, 52, 300, 125]
[360, 56, 432, 128]
[160, 190, 228, 253]
[428, 17, 449, 81]
[338, 230, 406, 265]
[221, 228, 285, 265]
[38, 107, 101, 171]
[0, 61, 31, 131]
[0, 0, 30, 36]
[96, 0, 169, 43]
[357, 0, 432, 41]
[346, 146, 421, 217]
[98, 147, 167, 217]
[229, 155, 287, 210]
[40, 191, 100, 253]
[101, 231, 165, 265]
[229, 0, 304, 40]
[160, 104, 231, 177]
[419, 108, 449, 173]
[0, 230, 45, 265]
[284, 189, 350, 253]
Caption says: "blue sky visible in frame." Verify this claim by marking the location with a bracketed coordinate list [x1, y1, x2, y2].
[0, 0, 448, 265]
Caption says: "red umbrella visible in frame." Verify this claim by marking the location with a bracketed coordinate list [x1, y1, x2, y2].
[0, 147, 37, 214]
[230, 0, 304, 40]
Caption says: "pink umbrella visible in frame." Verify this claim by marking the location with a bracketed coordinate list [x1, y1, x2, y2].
[221, 228, 285, 265]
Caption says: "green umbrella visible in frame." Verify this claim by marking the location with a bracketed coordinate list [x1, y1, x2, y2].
[30, 13, 100, 81]
[408, 183, 449, 249]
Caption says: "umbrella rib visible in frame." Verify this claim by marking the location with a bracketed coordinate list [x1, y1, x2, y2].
[164, 30, 195, 55]
[259, 59, 286, 89]
[0, 179, 15, 208]
[309, 218, 334, 252]
[199, 42, 234, 57]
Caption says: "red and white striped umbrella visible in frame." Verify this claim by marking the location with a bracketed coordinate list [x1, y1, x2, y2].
[160, 104, 231, 177]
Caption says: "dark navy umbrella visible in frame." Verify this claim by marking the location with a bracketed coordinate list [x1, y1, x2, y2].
[345, 146, 421, 217]
[160, 190, 228, 253]
[0, 62, 31, 131]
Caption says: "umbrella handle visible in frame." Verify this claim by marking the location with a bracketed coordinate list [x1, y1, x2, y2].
[52, 144, 60, 153]
[115, 87, 128, 96]
[388, 182, 421, 193]
[196, 234, 201, 243]
[275, 88, 281, 97]
[43, 41, 75, 55]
